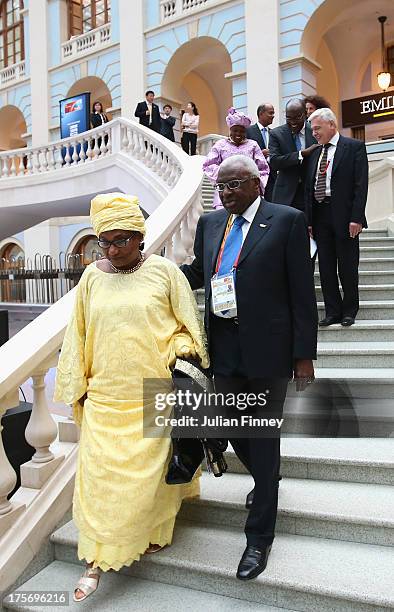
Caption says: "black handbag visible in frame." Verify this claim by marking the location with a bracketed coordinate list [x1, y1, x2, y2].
[165, 358, 228, 485]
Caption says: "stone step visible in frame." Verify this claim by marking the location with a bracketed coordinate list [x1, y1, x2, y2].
[359, 237, 394, 247]
[315, 270, 394, 285]
[318, 300, 394, 319]
[282, 380, 394, 438]
[316, 284, 394, 301]
[317, 319, 394, 341]
[227, 438, 394, 485]
[350, 246, 394, 259]
[2, 560, 279, 612]
[316, 341, 394, 368]
[179, 472, 394, 547]
[358, 257, 394, 271]
[362, 228, 388, 236]
[51, 520, 394, 612]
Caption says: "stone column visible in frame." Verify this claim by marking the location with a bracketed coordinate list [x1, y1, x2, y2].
[279, 55, 321, 106]
[245, 0, 280, 124]
[28, 0, 50, 146]
[119, 0, 145, 118]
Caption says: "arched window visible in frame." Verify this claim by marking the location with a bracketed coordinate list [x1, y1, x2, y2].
[0, 0, 24, 69]
[72, 235, 101, 266]
[68, 0, 111, 38]
[0, 242, 25, 303]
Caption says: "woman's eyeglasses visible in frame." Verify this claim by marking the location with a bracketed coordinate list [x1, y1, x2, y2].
[97, 236, 134, 249]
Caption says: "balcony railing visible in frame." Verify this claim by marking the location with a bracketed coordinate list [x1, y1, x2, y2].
[61, 23, 111, 62]
[160, 0, 210, 21]
[0, 60, 26, 88]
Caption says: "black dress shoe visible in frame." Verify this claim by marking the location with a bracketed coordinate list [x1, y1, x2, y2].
[341, 316, 355, 327]
[236, 544, 272, 580]
[245, 476, 282, 509]
[319, 316, 342, 327]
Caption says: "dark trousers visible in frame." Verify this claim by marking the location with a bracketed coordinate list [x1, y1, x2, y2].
[210, 314, 287, 547]
[313, 201, 360, 318]
[181, 132, 197, 155]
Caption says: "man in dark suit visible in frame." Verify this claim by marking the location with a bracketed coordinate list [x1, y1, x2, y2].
[246, 103, 276, 201]
[181, 155, 318, 580]
[134, 90, 161, 133]
[305, 108, 368, 327]
[160, 104, 176, 142]
[269, 98, 319, 216]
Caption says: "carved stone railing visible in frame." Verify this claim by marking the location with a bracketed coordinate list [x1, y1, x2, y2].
[0, 118, 182, 188]
[0, 60, 26, 88]
[160, 0, 211, 21]
[197, 133, 224, 156]
[0, 139, 203, 573]
[61, 23, 111, 62]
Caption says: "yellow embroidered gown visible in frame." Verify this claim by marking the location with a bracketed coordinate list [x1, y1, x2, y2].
[54, 254, 209, 571]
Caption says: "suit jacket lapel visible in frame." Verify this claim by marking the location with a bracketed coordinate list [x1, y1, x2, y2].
[210, 212, 230, 274]
[285, 125, 297, 152]
[237, 200, 272, 266]
[331, 135, 346, 176]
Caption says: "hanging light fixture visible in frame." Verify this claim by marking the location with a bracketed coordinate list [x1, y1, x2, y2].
[377, 16, 391, 91]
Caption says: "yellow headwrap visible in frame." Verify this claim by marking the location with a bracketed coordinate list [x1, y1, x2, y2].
[90, 192, 146, 237]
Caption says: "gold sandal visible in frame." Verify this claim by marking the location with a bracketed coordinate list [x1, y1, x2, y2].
[145, 543, 167, 554]
[73, 565, 101, 602]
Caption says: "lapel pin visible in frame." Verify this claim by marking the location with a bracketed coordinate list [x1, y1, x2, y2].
[259, 223, 267, 228]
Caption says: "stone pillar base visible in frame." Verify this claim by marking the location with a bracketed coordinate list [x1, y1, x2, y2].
[58, 418, 80, 443]
[20, 455, 65, 490]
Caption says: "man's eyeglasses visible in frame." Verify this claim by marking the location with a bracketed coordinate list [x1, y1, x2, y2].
[214, 177, 256, 192]
[97, 236, 134, 249]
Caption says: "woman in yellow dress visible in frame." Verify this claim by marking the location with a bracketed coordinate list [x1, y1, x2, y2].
[54, 193, 209, 602]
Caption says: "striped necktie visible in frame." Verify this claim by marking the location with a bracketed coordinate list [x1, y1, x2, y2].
[315, 144, 331, 203]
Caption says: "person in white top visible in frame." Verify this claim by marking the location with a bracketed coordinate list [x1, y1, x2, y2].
[181, 102, 200, 155]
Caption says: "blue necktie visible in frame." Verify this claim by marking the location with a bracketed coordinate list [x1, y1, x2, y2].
[293, 132, 302, 151]
[217, 216, 246, 276]
[261, 127, 267, 149]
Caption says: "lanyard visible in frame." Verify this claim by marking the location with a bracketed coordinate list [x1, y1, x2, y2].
[215, 216, 244, 274]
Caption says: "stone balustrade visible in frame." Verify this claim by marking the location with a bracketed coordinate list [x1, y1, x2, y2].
[0, 118, 183, 188]
[0, 61, 26, 88]
[160, 0, 210, 21]
[61, 23, 111, 62]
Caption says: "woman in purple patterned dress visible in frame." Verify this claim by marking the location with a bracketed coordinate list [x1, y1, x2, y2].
[203, 107, 270, 209]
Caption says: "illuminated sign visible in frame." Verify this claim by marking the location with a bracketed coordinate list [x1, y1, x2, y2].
[342, 92, 394, 127]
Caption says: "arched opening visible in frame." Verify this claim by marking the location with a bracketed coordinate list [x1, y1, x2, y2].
[301, 0, 394, 139]
[67, 0, 111, 38]
[72, 234, 101, 266]
[0, 241, 25, 302]
[67, 76, 112, 121]
[0, 0, 24, 69]
[162, 36, 232, 137]
[0, 104, 27, 151]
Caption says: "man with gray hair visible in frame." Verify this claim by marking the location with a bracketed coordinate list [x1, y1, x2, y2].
[181, 154, 318, 580]
[305, 108, 368, 327]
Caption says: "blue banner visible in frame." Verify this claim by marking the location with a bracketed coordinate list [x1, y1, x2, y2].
[59, 92, 90, 139]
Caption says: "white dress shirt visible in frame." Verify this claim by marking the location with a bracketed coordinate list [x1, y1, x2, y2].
[314, 131, 340, 197]
[212, 197, 261, 318]
[297, 126, 306, 162]
[257, 122, 269, 147]
[146, 101, 152, 124]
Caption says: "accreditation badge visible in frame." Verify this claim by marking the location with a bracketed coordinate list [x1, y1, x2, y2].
[211, 272, 237, 314]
